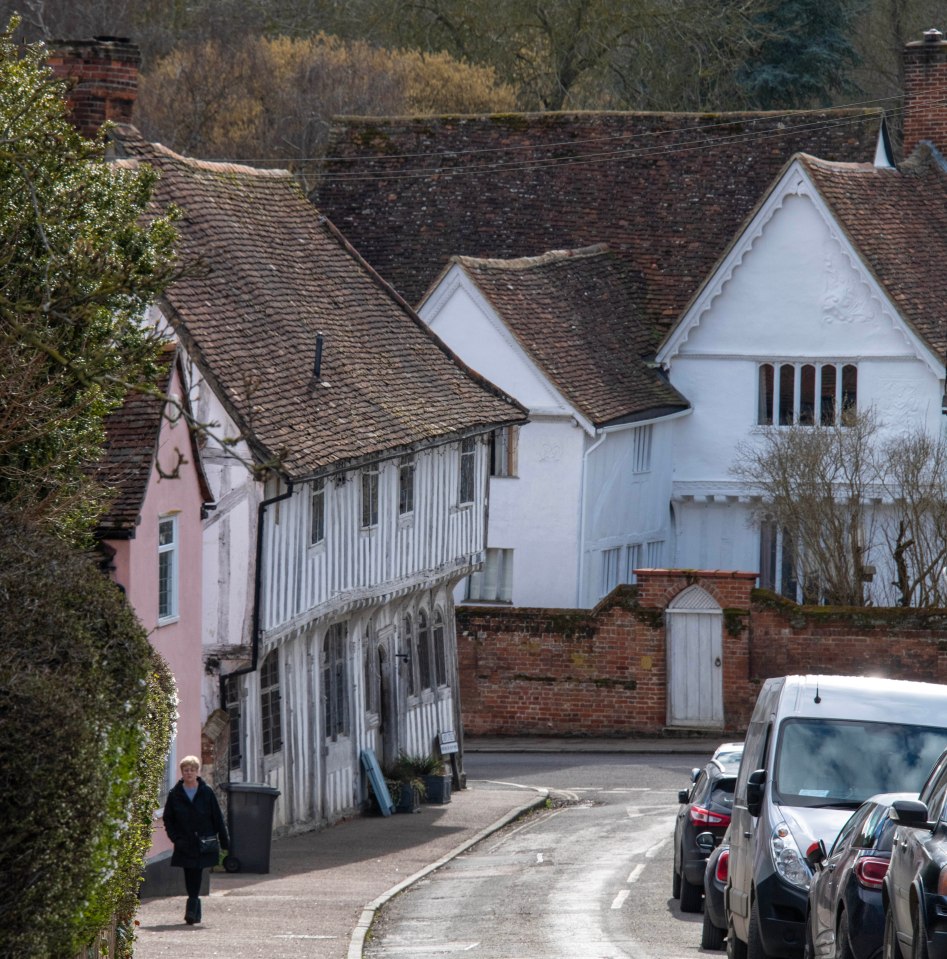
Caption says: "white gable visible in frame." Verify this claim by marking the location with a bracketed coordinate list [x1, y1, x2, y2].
[657, 161, 941, 377]
[418, 264, 589, 426]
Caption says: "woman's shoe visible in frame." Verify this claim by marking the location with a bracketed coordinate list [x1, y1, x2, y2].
[184, 896, 198, 924]
[195, 897, 202, 923]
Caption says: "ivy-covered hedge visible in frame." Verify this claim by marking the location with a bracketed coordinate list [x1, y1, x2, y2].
[0, 510, 175, 957]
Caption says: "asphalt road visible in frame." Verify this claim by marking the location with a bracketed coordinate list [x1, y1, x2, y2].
[364, 750, 715, 959]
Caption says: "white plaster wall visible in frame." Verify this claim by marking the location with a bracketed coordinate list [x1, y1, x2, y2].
[488, 416, 585, 608]
[669, 192, 943, 488]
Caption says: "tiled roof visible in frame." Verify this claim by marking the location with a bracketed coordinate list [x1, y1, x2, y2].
[799, 149, 947, 362]
[110, 126, 525, 479]
[95, 349, 175, 537]
[315, 110, 885, 327]
[447, 245, 687, 425]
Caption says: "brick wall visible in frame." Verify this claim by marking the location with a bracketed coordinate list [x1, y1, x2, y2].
[457, 569, 947, 739]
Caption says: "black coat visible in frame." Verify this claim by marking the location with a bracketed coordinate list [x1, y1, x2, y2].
[163, 778, 229, 869]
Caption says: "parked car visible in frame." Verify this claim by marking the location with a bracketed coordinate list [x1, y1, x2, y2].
[727, 675, 947, 959]
[673, 743, 743, 913]
[883, 747, 947, 959]
[702, 828, 731, 950]
[804, 793, 912, 959]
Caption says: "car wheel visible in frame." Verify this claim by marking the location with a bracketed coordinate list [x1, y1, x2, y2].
[913, 904, 929, 959]
[703, 910, 726, 951]
[883, 906, 899, 959]
[747, 899, 769, 959]
[680, 874, 703, 913]
[673, 864, 682, 899]
[836, 909, 854, 959]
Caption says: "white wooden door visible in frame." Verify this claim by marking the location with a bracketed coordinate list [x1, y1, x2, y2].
[666, 585, 724, 727]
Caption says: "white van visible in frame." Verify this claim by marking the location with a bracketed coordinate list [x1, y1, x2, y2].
[726, 675, 947, 959]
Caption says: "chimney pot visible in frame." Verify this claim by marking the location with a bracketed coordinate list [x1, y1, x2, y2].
[925, 27, 945, 43]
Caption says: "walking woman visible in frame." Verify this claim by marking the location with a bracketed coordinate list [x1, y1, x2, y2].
[162, 755, 229, 924]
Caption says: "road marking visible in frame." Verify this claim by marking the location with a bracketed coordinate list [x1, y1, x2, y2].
[646, 837, 668, 858]
[273, 934, 337, 939]
[611, 889, 631, 909]
[627, 864, 646, 883]
[537, 853, 544, 863]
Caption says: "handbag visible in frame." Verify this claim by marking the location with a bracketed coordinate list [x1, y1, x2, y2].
[199, 835, 220, 857]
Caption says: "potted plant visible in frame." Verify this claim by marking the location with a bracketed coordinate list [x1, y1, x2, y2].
[401, 752, 452, 805]
[385, 755, 426, 813]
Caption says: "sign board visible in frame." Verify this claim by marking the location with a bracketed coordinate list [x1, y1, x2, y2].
[438, 731, 459, 755]
[360, 749, 395, 816]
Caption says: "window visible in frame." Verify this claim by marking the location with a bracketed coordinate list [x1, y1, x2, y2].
[757, 362, 858, 427]
[361, 466, 379, 528]
[632, 425, 653, 473]
[759, 521, 799, 601]
[310, 477, 325, 545]
[323, 623, 349, 739]
[416, 609, 433, 690]
[398, 455, 415, 515]
[223, 674, 242, 770]
[489, 426, 518, 477]
[601, 543, 652, 597]
[363, 623, 379, 715]
[158, 515, 179, 621]
[260, 651, 282, 756]
[459, 437, 477, 504]
[402, 614, 416, 696]
[466, 548, 514, 602]
[432, 609, 447, 686]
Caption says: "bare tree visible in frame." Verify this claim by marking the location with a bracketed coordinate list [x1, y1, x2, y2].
[731, 412, 880, 606]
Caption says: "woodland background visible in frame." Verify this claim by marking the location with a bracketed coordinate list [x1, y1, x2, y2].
[7, 1, 939, 175]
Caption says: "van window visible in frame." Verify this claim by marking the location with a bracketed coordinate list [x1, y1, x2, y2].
[773, 718, 946, 808]
[736, 721, 770, 801]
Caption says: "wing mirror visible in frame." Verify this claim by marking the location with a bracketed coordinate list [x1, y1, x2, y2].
[691, 768, 701, 783]
[678, 789, 690, 804]
[695, 831, 716, 855]
[805, 839, 827, 872]
[746, 768, 765, 818]
[889, 799, 932, 830]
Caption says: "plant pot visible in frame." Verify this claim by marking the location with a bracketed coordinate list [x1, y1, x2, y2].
[423, 773, 452, 804]
[395, 782, 422, 813]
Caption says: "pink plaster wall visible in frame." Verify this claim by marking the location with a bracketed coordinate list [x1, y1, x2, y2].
[103, 362, 206, 858]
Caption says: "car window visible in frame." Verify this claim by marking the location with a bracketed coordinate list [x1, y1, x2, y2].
[709, 777, 736, 810]
[830, 805, 867, 855]
[920, 753, 947, 816]
[692, 771, 709, 802]
[736, 721, 770, 801]
[773, 719, 947, 808]
[852, 803, 890, 849]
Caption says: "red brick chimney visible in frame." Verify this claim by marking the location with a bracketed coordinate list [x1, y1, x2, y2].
[46, 37, 140, 139]
[902, 27, 947, 159]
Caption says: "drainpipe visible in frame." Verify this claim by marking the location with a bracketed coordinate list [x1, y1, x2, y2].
[218, 475, 295, 701]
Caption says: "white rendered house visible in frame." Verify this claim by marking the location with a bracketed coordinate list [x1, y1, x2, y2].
[419, 245, 689, 609]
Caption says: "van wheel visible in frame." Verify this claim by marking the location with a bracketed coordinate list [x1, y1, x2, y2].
[727, 915, 748, 959]
[747, 899, 769, 959]
[702, 910, 725, 951]
[913, 904, 929, 959]
[680, 875, 703, 913]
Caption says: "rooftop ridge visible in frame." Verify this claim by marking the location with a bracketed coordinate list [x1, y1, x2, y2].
[456, 244, 610, 271]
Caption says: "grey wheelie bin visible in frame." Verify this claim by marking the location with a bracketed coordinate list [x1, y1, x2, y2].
[222, 782, 280, 873]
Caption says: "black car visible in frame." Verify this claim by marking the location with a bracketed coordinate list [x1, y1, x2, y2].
[805, 793, 912, 959]
[702, 829, 731, 950]
[672, 744, 743, 913]
[884, 748, 947, 959]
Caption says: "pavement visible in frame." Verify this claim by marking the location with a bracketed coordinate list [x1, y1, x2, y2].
[133, 736, 721, 959]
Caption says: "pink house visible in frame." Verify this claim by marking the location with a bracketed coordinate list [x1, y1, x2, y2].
[94, 345, 212, 879]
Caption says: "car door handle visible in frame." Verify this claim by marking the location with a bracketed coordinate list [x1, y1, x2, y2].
[744, 832, 752, 839]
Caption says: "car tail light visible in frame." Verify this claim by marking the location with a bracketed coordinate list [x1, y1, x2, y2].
[855, 856, 888, 890]
[715, 851, 730, 883]
[689, 805, 731, 827]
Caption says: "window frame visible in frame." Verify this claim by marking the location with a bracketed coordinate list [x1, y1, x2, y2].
[458, 436, 477, 505]
[432, 608, 447, 687]
[158, 513, 179, 623]
[398, 454, 415, 516]
[757, 361, 858, 428]
[323, 622, 349, 740]
[223, 673, 243, 771]
[310, 476, 326, 546]
[489, 426, 519, 478]
[260, 650, 283, 756]
[361, 465, 379, 529]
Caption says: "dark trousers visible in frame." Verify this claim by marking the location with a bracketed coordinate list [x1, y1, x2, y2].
[184, 867, 203, 898]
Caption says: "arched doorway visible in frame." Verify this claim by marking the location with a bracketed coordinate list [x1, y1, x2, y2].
[666, 584, 724, 728]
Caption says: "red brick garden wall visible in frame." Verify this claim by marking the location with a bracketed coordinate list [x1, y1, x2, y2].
[456, 569, 947, 739]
